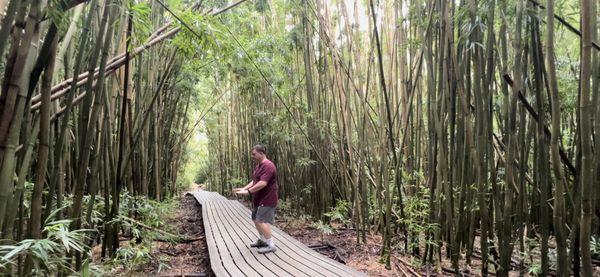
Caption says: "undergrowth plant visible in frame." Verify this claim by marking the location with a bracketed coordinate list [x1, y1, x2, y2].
[397, 179, 439, 255]
[0, 208, 97, 275]
[313, 220, 334, 245]
[323, 200, 351, 227]
[104, 194, 179, 273]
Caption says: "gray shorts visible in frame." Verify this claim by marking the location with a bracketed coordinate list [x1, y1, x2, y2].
[251, 205, 276, 224]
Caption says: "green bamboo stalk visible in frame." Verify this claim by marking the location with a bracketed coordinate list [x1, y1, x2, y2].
[530, 12, 551, 275]
[579, 0, 594, 275]
[29, 35, 58, 241]
[70, 0, 118, 230]
[546, 0, 569, 275]
[0, 0, 41, 236]
[45, 0, 97, 220]
[0, 0, 19, 58]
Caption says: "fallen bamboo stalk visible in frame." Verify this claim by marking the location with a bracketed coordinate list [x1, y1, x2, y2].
[30, 0, 248, 111]
[118, 215, 203, 243]
[31, 27, 179, 109]
[392, 255, 421, 276]
[503, 74, 576, 176]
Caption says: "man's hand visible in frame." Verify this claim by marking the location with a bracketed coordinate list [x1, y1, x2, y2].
[235, 188, 250, 196]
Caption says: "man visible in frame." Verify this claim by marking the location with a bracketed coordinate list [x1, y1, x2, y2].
[234, 144, 278, 254]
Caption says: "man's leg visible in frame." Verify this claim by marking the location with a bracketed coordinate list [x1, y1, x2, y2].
[250, 211, 268, 247]
[254, 220, 266, 241]
[256, 222, 271, 240]
[256, 207, 277, 253]
[256, 222, 276, 253]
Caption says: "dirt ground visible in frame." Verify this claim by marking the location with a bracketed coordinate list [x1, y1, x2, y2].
[96, 193, 213, 276]
[276, 219, 395, 276]
[108, 193, 600, 276]
[229, 197, 397, 276]
[121, 192, 393, 276]
[271, 204, 419, 276]
[148, 194, 213, 276]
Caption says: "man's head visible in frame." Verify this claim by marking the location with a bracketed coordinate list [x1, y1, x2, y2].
[251, 144, 267, 162]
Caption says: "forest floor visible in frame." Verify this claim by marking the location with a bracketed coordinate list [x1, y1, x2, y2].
[100, 190, 600, 276]
[145, 194, 212, 276]
[235, 197, 419, 276]
[274, 211, 396, 276]
[109, 192, 457, 276]
[96, 192, 212, 276]
[104, 190, 400, 276]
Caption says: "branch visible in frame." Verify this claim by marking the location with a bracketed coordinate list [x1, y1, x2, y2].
[528, 0, 600, 51]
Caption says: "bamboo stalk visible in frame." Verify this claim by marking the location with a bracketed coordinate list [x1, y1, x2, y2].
[0, 0, 41, 237]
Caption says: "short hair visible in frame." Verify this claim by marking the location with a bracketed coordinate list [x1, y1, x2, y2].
[252, 144, 267, 154]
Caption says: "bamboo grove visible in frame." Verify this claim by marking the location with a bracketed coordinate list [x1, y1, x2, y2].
[0, 0, 245, 274]
[198, 0, 600, 275]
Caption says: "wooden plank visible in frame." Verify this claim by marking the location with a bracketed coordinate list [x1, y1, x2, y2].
[204, 202, 248, 276]
[213, 198, 317, 277]
[210, 200, 282, 277]
[228, 202, 345, 276]
[220, 199, 339, 276]
[192, 190, 225, 204]
[206, 202, 261, 277]
[225, 201, 347, 277]
[269, 224, 365, 276]
[201, 202, 231, 277]
[229, 200, 365, 276]
[210, 199, 294, 277]
[191, 192, 204, 204]
[194, 190, 365, 277]
[192, 191, 214, 205]
[219, 199, 335, 277]
[209, 191, 229, 201]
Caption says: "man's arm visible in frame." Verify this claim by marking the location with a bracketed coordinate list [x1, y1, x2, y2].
[248, 181, 267, 193]
[247, 164, 273, 193]
[243, 181, 254, 190]
[235, 180, 267, 195]
[234, 181, 254, 195]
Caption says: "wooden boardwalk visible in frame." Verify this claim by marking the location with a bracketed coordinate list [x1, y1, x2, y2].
[190, 190, 366, 277]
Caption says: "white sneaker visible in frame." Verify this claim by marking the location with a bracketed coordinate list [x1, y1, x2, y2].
[250, 239, 268, 248]
[257, 245, 277, 254]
